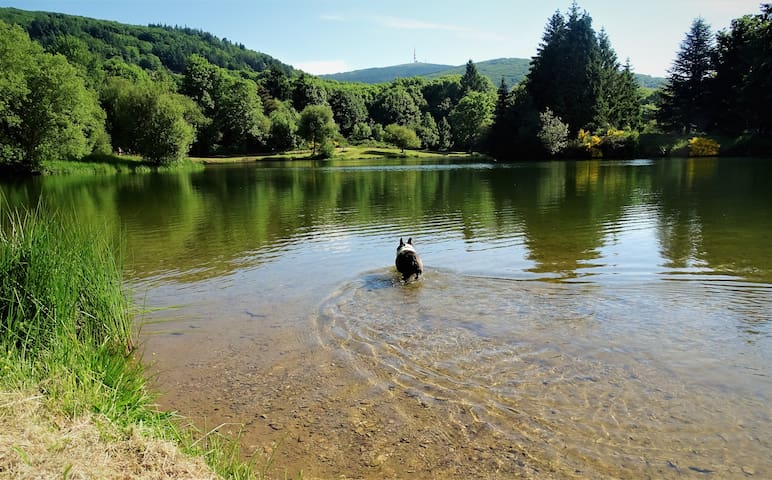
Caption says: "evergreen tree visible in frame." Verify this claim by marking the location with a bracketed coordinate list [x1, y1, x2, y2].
[437, 117, 453, 151]
[460, 59, 491, 94]
[524, 3, 600, 132]
[714, 5, 772, 134]
[657, 17, 716, 133]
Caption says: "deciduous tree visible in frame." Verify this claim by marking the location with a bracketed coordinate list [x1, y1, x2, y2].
[450, 91, 495, 151]
[297, 104, 336, 155]
[0, 21, 108, 171]
[385, 124, 420, 152]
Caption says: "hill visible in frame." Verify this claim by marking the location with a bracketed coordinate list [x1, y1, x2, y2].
[0, 7, 294, 75]
[322, 58, 531, 87]
[321, 62, 453, 83]
[323, 57, 664, 89]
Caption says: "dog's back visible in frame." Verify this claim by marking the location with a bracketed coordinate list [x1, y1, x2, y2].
[396, 237, 423, 281]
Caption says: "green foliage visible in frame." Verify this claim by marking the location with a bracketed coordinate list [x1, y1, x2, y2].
[0, 7, 294, 76]
[657, 17, 716, 133]
[297, 104, 336, 155]
[414, 112, 440, 149]
[371, 85, 422, 126]
[181, 55, 267, 154]
[537, 108, 569, 156]
[384, 124, 421, 152]
[328, 88, 368, 137]
[102, 78, 196, 164]
[450, 91, 495, 151]
[714, 5, 772, 134]
[292, 73, 328, 111]
[0, 21, 108, 171]
[460, 59, 494, 94]
[351, 122, 373, 142]
[268, 106, 298, 152]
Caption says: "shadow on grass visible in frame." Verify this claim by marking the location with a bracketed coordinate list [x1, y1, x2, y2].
[362, 149, 406, 158]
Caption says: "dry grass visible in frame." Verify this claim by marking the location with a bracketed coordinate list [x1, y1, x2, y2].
[0, 391, 218, 479]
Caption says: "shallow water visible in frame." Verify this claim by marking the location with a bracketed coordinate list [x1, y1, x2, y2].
[1, 157, 770, 478]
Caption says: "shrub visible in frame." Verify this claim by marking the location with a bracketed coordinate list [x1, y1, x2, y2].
[688, 137, 720, 157]
[537, 108, 570, 156]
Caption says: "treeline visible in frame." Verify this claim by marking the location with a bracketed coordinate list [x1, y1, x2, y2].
[1, 3, 770, 173]
[489, 3, 772, 159]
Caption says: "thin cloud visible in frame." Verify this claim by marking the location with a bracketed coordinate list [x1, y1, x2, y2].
[320, 14, 344, 22]
[376, 15, 465, 32]
[375, 15, 511, 42]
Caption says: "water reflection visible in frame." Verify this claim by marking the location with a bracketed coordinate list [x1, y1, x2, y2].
[2, 157, 770, 286]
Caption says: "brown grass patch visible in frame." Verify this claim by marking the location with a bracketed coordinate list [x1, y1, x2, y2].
[0, 391, 217, 479]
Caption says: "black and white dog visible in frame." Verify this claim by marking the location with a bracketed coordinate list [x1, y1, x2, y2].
[395, 237, 423, 282]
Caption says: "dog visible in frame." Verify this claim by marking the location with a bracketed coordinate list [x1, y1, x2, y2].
[395, 237, 423, 282]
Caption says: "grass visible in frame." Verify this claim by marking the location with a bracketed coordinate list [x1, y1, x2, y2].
[39, 153, 205, 176]
[0, 204, 286, 479]
[191, 144, 484, 164]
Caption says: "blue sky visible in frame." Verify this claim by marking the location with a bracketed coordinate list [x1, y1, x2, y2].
[0, 1, 764, 76]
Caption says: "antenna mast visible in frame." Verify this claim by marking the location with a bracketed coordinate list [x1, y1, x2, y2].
[413, 48, 417, 64]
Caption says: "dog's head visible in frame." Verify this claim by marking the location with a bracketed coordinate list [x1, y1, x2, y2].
[397, 237, 416, 254]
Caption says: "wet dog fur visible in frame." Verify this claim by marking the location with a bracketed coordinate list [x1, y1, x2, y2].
[395, 237, 423, 282]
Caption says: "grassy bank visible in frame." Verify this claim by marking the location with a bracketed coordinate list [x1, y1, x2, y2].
[0, 206, 271, 479]
[38, 154, 206, 176]
[191, 145, 484, 165]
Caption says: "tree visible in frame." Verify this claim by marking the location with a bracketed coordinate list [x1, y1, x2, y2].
[0, 21, 108, 171]
[524, 3, 601, 132]
[657, 17, 716, 133]
[714, 5, 772, 134]
[328, 89, 368, 138]
[268, 106, 298, 152]
[291, 73, 327, 111]
[537, 108, 569, 156]
[371, 86, 421, 126]
[413, 112, 439, 149]
[217, 76, 270, 152]
[297, 104, 336, 155]
[181, 55, 267, 154]
[460, 59, 492, 94]
[385, 124, 420, 152]
[437, 117, 453, 151]
[450, 91, 495, 151]
[102, 78, 196, 164]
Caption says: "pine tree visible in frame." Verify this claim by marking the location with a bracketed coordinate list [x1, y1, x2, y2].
[657, 17, 716, 133]
[460, 59, 490, 94]
[524, 3, 600, 132]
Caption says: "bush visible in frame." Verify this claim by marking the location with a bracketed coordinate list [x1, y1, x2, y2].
[537, 108, 569, 156]
[317, 139, 336, 158]
[600, 129, 639, 158]
[384, 124, 420, 152]
[688, 137, 720, 156]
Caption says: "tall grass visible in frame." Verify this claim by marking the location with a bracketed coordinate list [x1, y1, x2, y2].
[0, 205, 144, 418]
[0, 204, 273, 478]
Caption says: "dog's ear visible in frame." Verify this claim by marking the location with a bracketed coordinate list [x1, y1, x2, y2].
[399, 237, 405, 247]
[407, 238, 413, 245]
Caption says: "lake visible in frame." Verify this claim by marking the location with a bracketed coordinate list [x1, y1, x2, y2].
[1, 157, 770, 478]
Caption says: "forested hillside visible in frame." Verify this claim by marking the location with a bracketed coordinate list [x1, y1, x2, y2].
[0, 7, 294, 75]
[321, 62, 453, 83]
[323, 57, 663, 89]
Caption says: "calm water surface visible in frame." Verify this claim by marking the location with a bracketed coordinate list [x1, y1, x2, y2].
[2, 157, 770, 478]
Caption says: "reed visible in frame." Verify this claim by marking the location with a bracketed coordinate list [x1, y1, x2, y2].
[0, 204, 274, 478]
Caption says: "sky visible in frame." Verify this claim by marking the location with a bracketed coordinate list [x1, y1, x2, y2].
[0, 0, 765, 76]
